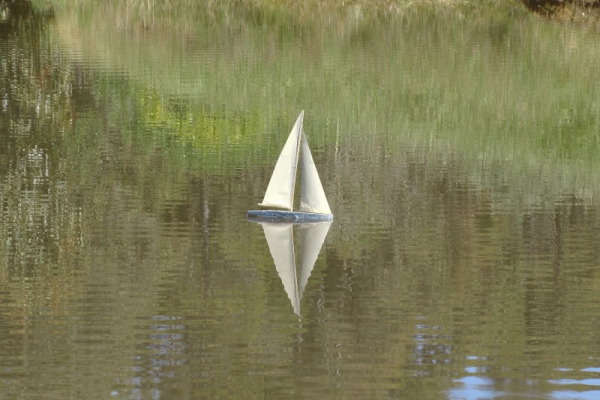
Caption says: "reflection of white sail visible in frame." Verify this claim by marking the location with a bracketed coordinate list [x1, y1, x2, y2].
[260, 221, 332, 315]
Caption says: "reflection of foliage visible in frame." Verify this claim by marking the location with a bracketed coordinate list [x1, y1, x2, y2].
[48, 0, 600, 200]
[35, 0, 517, 27]
[137, 89, 268, 170]
[523, 0, 600, 22]
[0, 5, 75, 271]
[0, 13, 270, 395]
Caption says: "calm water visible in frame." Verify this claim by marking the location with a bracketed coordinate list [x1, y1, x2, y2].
[2, 2, 600, 399]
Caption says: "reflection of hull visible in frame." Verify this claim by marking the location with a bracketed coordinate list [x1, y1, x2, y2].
[252, 221, 332, 315]
[247, 210, 333, 223]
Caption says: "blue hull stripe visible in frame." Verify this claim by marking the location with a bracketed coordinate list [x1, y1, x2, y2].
[247, 210, 333, 223]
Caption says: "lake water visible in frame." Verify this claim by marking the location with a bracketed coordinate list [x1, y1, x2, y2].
[2, 2, 600, 399]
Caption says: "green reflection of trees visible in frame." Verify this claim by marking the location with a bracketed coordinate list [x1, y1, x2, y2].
[49, 0, 600, 200]
[0, 3, 75, 272]
[0, 28, 271, 400]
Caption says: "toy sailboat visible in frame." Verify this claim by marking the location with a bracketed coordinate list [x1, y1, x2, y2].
[247, 111, 333, 222]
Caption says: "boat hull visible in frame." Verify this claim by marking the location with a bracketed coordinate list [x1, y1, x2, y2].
[247, 210, 333, 223]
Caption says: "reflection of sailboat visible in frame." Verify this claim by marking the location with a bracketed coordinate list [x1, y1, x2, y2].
[259, 221, 332, 315]
[247, 111, 333, 222]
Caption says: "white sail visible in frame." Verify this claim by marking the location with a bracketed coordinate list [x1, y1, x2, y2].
[261, 221, 332, 316]
[261, 223, 300, 314]
[299, 132, 332, 214]
[259, 111, 304, 210]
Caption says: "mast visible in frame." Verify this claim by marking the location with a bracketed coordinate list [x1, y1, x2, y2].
[288, 112, 304, 211]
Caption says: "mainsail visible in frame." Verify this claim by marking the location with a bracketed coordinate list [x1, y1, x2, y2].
[258, 112, 304, 210]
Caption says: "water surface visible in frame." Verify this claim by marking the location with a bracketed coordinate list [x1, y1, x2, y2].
[2, 2, 600, 399]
